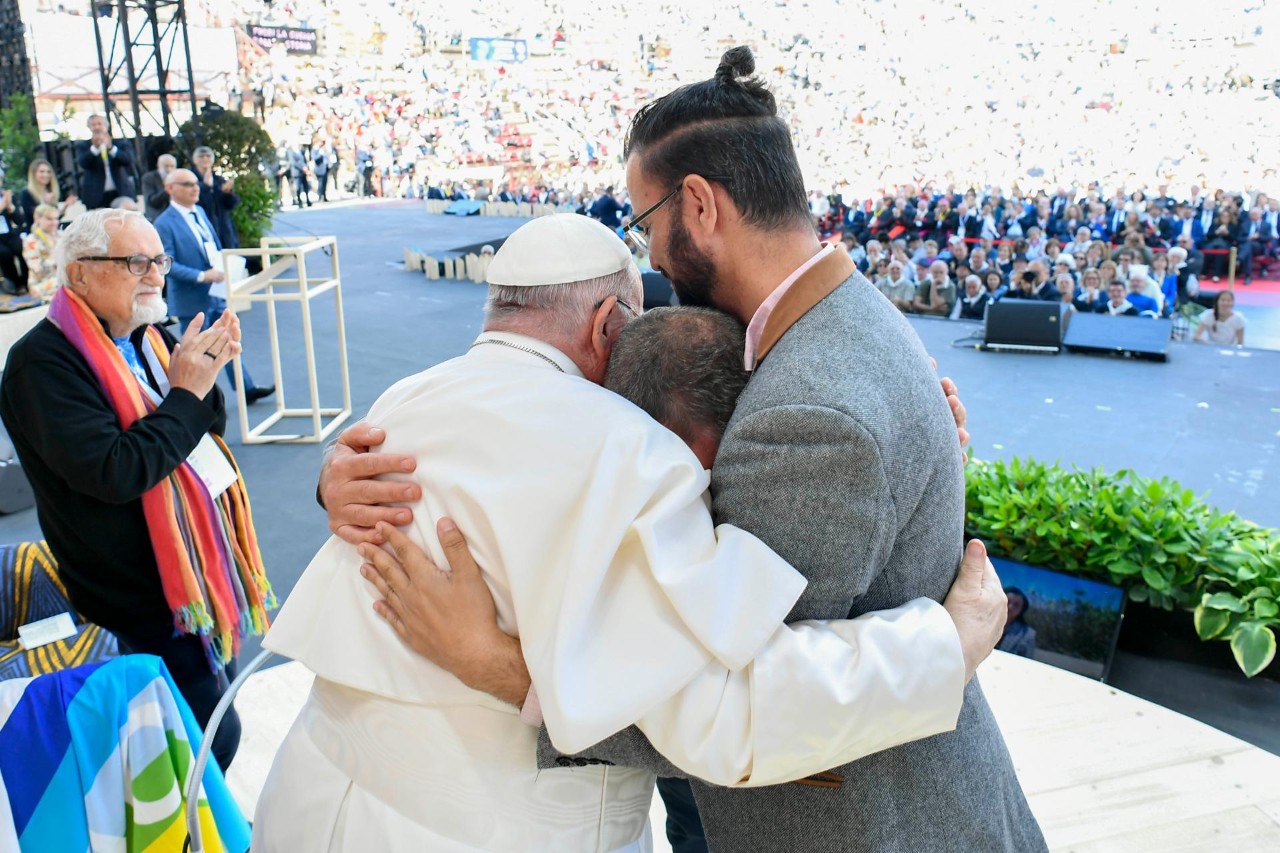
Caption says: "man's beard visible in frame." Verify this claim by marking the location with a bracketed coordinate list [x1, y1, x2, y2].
[665, 214, 720, 309]
[131, 296, 169, 329]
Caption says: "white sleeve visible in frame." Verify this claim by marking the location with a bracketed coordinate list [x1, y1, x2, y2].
[632, 598, 965, 787]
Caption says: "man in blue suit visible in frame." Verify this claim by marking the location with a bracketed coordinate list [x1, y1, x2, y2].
[154, 169, 274, 403]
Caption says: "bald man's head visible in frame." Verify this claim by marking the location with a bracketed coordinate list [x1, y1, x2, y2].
[165, 168, 200, 207]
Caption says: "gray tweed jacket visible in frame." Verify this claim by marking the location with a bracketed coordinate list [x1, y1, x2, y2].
[540, 270, 1046, 852]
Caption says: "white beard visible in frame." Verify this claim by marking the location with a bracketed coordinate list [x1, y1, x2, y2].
[131, 299, 169, 329]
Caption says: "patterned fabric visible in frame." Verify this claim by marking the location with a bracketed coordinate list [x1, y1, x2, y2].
[0, 542, 119, 680]
[46, 285, 276, 670]
[0, 655, 250, 852]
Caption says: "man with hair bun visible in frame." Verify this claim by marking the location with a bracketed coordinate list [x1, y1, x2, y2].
[260, 213, 1009, 851]
[594, 44, 1045, 852]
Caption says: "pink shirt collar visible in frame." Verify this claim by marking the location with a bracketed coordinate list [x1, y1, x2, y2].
[743, 243, 837, 371]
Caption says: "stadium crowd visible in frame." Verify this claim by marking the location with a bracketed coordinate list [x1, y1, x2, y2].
[201, 0, 1272, 208]
[10, 0, 1269, 345]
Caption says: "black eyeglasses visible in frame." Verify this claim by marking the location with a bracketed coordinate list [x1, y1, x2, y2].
[626, 175, 733, 251]
[79, 254, 174, 276]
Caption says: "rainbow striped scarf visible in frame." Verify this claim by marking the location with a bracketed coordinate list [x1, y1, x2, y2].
[47, 286, 275, 669]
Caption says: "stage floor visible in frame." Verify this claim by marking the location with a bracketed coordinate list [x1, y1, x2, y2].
[228, 654, 1280, 852]
[1, 199, 1275, 760]
[911, 315, 1279, 528]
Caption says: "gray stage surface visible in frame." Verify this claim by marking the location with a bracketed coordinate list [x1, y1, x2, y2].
[2, 199, 1276, 750]
[911, 315, 1279, 528]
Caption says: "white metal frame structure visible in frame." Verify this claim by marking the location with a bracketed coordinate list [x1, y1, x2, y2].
[223, 236, 351, 444]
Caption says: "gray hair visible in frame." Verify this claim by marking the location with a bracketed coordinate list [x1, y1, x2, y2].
[484, 266, 639, 338]
[193, 146, 215, 158]
[603, 307, 748, 443]
[55, 208, 144, 290]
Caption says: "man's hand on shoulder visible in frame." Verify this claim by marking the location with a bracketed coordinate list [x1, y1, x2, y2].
[319, 422, 421, 544]
[943, 539, 1006, 683]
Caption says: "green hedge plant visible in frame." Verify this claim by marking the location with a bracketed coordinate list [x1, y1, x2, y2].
[173, 109, 277, 248]
[0, 93, 41, 192]
[965, 456, 1278, 677]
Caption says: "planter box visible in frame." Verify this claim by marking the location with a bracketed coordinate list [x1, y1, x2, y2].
[1117, 601, 1280, 682]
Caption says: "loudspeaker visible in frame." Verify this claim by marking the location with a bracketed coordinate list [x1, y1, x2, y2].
[1063, 313, 1172, 362]
[982, 299, 1065, 353]
[444, 200, 484, 216]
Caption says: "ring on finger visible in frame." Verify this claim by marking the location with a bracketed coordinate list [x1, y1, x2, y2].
[203, 351, 218, 360]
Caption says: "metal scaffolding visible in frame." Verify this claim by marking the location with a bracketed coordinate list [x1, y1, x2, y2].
[0, 0, 34, 111]
[91, 0, 199, 173]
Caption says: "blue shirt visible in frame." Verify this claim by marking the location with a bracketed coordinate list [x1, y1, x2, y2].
[1128, 293, 1159, 315]
[113, 336, 151, 387]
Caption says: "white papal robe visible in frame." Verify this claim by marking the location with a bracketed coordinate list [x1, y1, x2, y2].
[253, 332, 967, 853]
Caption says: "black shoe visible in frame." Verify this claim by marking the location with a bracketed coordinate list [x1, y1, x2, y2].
[245, 385, 276, 404]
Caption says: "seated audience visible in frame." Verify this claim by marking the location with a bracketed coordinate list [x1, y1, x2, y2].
[876, 259, 916, 313]
[1193, 291, 1246, 346]
[21, 204, 61, 302]
[1054, 273, 1078, 315]
[911, 260, 957, 316]
[983, 268, 1008, 301]
[953, 274, 989, 320]
[1098, 280, 1139, 316]
[21, 158, 78, 229]
[1074, 269, 1106, 313]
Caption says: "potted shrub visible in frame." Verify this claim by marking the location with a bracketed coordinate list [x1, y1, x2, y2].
[172, 108, 278, 270]
[965, 456, 1278, 678]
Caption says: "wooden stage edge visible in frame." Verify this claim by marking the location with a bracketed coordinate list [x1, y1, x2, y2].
[227, 652, 1280, 851]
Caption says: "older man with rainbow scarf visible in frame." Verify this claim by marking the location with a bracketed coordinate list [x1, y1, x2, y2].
[0, 208, 275, 772]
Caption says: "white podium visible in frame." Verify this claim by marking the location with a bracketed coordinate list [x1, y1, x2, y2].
[223, 236, 351, 444]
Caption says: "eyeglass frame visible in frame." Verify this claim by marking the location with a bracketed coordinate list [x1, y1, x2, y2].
[595, 295, 641, 317]
[625, 174, 733, 251]
[78, 254, 175, 276]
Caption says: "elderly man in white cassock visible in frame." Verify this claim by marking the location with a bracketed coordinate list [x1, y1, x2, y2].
[253, 215, 1005, 852]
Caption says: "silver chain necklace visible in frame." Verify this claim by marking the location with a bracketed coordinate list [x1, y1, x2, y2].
[469, 338, 565, 372]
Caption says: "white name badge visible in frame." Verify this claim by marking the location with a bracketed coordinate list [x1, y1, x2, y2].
[188, 433, 238, 498]
[19, 612, 77, 650]
[206, 243, 228, 299]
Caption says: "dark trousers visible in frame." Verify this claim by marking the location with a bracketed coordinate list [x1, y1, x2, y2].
[656, 777, 708, 853]
[180, 298, 257, 391]
[292, 173, 312, 207]
[1236, 239, 1262, 281]
[1202, 239, 1231, 276]
[315, 171, 329, 201]
[0, 244, 27, 293]
[113, 628, 241, 772]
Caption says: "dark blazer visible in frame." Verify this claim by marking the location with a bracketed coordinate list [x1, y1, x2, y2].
[196, 173, 240, 249]
[77, 141, 136, 209]
[154, 203, 221, 318]
[1095, 301, 1138, 316]
[1236, 218, 1273, 245]
[956, 291, 990, 319]
[141, 169, 170, 221]
[17, 188, 42, 232]
[923, 210, 959, 245]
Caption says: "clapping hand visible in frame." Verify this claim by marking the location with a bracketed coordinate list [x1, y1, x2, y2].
[168, 313, 241, 399]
